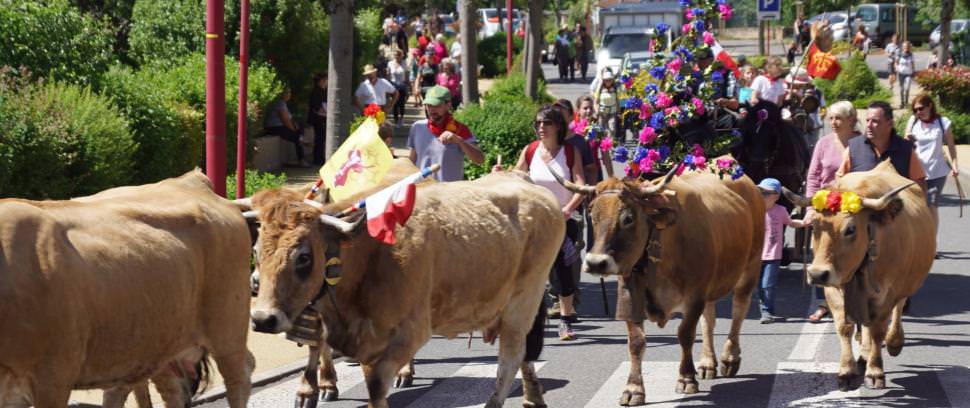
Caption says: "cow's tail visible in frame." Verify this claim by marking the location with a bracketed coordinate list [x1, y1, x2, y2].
[191, 350, 212, 398]
[524, 295, 547, 362]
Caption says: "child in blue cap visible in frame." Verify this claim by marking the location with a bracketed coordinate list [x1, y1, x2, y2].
[757, 178, 808, 323]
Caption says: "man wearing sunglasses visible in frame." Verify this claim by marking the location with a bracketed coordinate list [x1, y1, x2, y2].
[408, 86, 484, 181]
[837, 101, 926, 191]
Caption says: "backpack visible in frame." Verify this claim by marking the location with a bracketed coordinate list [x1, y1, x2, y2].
[524, 140, 575, 178]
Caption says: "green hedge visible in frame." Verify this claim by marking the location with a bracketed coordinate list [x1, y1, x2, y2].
[478, 32, 524, 78]
[0, 74, 134, 199]
[457, 99, 538, 180]
[99, 65, 203, 184]
[0, 0, 115, 85]
[226, 169, 288, 197]
[354, 8, 383, 86]
[484, 72, 555, 105]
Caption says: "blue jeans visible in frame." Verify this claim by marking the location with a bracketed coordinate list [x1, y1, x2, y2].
[759, 261, 781, 315]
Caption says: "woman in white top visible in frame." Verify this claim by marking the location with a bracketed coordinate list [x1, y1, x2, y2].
[905, 94, 959, 230]
[387, 49, 409, 125]
[497, 106, 586, 340]
[750, 56, 787, 106]
[895, 41, 916, 109]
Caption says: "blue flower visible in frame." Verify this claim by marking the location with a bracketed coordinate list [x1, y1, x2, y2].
[656, 22, 670, 35]
[731, 165, 744, 180]
[731, 129, 742, 138]
[675, 46, 693, 62]
[644, 83, 659, 94]
[711, 70, 724, 83]
[650, 112, 666, 129]
[587, 127, 598, 141]
[658, 145, 671, 161]
[695, 20, 706, 33]
[649, 66, 666, 80]
[675, 74, 685, 82]
[693, 8, 705, 16]
[634, 146, 648, 162]
[717, 0, 727, 5]
[683, 154, 695, 169]
[613, 146, 630, 163]
[679, 0, 691, 7]
[647, 93, 658, 105]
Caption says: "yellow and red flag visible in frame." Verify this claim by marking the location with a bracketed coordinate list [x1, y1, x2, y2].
[806, 43, 841, 80]
[319, 117, 393, 202]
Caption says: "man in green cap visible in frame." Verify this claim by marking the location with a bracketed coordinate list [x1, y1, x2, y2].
[407, 86, 484, 181]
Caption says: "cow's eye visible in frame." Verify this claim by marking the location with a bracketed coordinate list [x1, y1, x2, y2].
[620, 212, 635, 228]
[296, 253, 312, 266]
[844, 224, 856, 237]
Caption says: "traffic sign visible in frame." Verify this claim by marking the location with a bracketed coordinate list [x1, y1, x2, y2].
[758, 0, 781, 21]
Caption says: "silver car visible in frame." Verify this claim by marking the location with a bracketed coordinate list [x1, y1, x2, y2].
[806, 11, 850, 43]
[930, 19, 969, 49]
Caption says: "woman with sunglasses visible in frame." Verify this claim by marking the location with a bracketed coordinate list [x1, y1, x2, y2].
[495, 105, 587, 340]
[905, 94, 960, 241]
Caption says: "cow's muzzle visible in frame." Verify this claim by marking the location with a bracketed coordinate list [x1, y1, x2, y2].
[583, 253, 618, 276]
[806, 264, 834, 286]
[251, 308, 291, 333]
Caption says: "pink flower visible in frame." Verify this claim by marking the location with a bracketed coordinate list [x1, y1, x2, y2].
[649, 39, 657, 52]
[639, 104, 651, 120]
[682, 23, 692, 34]
[639, 158, 654, 173]
[647, 149, 661, 162]
[656, 92, 672, 109]
[667, 58, 683, 73]
[691, 144, 705, 157]
[639, 127, 657, 144]
[569, 118, 588, 135]
[675, 163, 686, 176]
[691, 97, 705, 115]
[703, 31, 715, 45]
[693, 155, 707, 170]
[599, 137, 613, 152]
[685, 9, 695, 19]
[716, 158, 734, 170]
[668, 117, 679, 126]
[719, 4, 733, 20]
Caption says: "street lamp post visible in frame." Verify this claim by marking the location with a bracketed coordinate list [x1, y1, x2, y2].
[205, 0, 227, 196]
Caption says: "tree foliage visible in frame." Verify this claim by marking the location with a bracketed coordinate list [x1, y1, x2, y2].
[128, 0, 205, 66]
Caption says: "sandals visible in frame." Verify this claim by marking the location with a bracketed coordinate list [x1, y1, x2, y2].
[808, 306, 829, 323]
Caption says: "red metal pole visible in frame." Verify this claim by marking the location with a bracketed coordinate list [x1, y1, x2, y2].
[506, 0, 513, 73]
[236, 0, 249, 199]
[206, 0, 227, 196]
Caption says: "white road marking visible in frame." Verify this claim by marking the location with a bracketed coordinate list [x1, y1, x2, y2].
[788, 322, 833, 361]
[406, 361, 547, 408]
[246, 360, 364, 405]
[768, 362, 864, 408]
[583, 361, 682, 408]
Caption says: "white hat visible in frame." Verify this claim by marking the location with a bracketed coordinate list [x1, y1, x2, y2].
[602, 68, 615, 81]
[786, 67, 811, 85]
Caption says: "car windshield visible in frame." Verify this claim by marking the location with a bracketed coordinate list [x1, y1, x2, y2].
[483, 10, 497, 19]
[603, 34, 650, 59]
[856, 7, 876, 22]
[956, 21, 967, 32]
[828, 14, 845, 24]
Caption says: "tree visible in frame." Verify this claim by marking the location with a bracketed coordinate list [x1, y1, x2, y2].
[325, 0, 354, 160]
[460, 0, 479, 104]
[524, 0, 543, 100]
[940, 0, 954, 64]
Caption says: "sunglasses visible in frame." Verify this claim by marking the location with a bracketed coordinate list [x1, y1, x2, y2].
[533, 119, 555, 128]
[913, 105, 928, 112]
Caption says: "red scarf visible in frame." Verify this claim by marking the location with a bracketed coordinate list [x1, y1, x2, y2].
[427, 114, 472, 139]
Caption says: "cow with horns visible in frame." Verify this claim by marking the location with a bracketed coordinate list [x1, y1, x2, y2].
[551, 167, 765, 405]
[237, 170, 564, 408]
[783, 160, 935, 391]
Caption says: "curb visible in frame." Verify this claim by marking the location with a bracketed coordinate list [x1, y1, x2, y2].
[190, 360, 307, 406]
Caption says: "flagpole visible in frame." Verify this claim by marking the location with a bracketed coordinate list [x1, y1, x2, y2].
[334, 164, 441, 217]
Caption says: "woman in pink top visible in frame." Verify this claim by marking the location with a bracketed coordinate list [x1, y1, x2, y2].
[432, 34, 448, 61]
[804, 100, 859, 322]
[436, 61, 461, 109]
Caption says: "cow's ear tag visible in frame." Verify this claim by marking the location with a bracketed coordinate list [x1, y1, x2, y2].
[325, 257, 342, 286]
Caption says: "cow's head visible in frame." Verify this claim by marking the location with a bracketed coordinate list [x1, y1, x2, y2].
[784, 181, 912, 288]
[235, 189, 365, 333]
[551, 167, 677, 278]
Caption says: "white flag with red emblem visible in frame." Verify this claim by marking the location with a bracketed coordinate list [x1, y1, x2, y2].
[363, 165, 437, 245]
[711, 40, 740, 78]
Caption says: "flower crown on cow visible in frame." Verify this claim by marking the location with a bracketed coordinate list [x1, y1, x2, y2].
[812, 190, 862, 214]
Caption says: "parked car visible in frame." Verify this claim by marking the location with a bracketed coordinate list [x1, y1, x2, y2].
[477, 8, 521, 39]
[620, 51, 654, 77]
[806, 11, 850, 43]
[595, 26, 666, 79]
[930, 19, 969, 49]
[438, 14, 456, 36]
[853, 3, 935, 46]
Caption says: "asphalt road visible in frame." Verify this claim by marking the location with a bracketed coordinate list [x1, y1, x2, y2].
[195, 60, 970, 408]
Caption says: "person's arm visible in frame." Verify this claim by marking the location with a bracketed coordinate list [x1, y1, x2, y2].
[750, 77, 763, 105]
[908, 150, 927, 191]
[280, 106, 297, 131]
[512, 147, 528, 172]
[836, 147, 851, 178]
[406, 125, 418, 164]
[805, 140, 825, 196]
[562, 146, 587, 218]
[600, 145, 614, 177]
[789, 218, 808, 228]
[457, 137, 484, 164]
[944, 122, 960, 176]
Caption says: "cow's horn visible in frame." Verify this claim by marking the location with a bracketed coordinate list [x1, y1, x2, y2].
[543, 159, 596, 195]
[782, 187, 812, 208]
[319, 213, 363, 234]
[861, 182, 915, 210]
[303, 199, 325, 209]
[242, 210, 260, 220]
[232, 197, 253, 211]
[639, 166, 677, 196]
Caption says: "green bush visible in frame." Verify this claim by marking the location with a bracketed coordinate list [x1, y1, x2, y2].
[456, 98, 538, 180]
[226, 169, 288, 197]
[98, 65, 203, 183]
[127, 0, 204, 66]
[0, 0, 115, 84]
[478, 32, 524, 78]
[354, 8, 383, 86]
[483, 72, 555, 105]
[747, 55, 767, 69]
[0, 73, 134, 199]
[915, 66, 970, 112]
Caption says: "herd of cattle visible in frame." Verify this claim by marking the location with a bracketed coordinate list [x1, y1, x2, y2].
[0, 158, 934, 407]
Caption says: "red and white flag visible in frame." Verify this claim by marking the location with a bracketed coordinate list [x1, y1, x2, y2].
[711, 40, 740, 78]
[364, 166, 436, 245]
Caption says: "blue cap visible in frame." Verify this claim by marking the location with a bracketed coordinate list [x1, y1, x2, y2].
[757, 178, 782, 194]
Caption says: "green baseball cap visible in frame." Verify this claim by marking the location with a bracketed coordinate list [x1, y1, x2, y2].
[424, 86, 452, 106]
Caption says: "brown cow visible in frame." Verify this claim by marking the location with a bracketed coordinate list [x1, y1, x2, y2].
[0, 171, 252, 407]
[242, 171, 564, 408]
[553, 169, 765, 405]
[783, 160, 935, 391]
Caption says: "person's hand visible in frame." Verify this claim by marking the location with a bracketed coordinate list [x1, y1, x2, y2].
[904, 133, 915, 142]
[561, 206, 573, 219]
[438, 131, 463, 145]
[491, 164, 504, 173]
[953, 167, 960, 177]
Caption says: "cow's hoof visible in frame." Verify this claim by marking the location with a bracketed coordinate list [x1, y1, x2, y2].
[675, 379, 699, 394]
[619, 390, 645, 406]
[698, 365, 717, 380]
[887, 343, 903, 357]
[864, 374, 885, 389]
[395, 373, 413, 388]
[837, 375, 853, 392]
[522, 401, 548, 408]
[321, 388, 339, 402]
[720, 360, 741, 378]
[296, 392, 319, 408]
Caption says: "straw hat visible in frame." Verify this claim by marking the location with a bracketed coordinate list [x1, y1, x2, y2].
[362, 64, 378, 76]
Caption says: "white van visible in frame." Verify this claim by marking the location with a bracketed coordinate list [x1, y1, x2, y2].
[477, 8, 521, 39]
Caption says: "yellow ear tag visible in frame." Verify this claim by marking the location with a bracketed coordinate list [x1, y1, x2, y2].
[325, 257, 342, 286]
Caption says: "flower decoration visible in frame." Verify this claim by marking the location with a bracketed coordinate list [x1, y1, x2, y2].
[579, 0, 738, 178]
[363, 103, 385, 123]
[812, 190, 863, 214]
